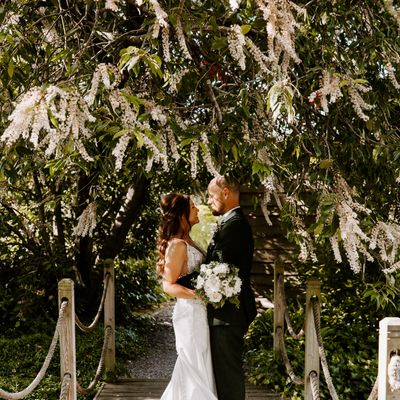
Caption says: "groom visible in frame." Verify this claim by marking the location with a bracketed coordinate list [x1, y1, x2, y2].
[206, 175, 257, 400]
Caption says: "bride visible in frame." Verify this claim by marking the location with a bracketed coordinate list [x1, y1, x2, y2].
[156, 193, 218, 400]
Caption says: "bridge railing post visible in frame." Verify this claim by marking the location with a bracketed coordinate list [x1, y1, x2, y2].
[273, 260, 285, 354]
[58, 278, 77, 400]
[304, 278, 320, 400]
[378, 317, 400, 399]
[104, 258, 116, 372]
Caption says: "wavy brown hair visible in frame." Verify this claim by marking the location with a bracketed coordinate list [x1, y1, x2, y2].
[156, 193, 191, 275]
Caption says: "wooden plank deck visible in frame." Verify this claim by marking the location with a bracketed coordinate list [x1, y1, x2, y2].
[94, 378, 283, 399]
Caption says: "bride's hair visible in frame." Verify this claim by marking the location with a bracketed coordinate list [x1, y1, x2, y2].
[156, 193, 191, 275]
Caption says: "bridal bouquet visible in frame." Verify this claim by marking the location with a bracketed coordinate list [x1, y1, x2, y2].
[194, 261, 242, 308]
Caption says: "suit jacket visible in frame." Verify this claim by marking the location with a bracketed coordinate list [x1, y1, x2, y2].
[206, 208, 257, 330]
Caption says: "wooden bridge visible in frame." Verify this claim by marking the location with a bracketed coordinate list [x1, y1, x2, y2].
[94, 378, 283, 399]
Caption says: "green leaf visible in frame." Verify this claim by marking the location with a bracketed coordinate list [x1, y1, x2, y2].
[320, 159, 332, 169]
[241, 25, 251, 35]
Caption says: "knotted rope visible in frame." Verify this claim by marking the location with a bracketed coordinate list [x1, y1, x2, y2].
[0, 301, 68, 400]
[76, 325, 113, 394]
[309, 370, 320, 400]
[75, 273, 111, 333]
[59, 373, 71, 400]
[311, 297, 339, 400]
[275, 326, 303, 385]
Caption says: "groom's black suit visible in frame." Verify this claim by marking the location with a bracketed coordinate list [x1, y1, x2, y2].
[206, 207, 257, 400]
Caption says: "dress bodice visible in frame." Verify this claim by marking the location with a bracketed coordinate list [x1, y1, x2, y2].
[187, 244, 205, 274]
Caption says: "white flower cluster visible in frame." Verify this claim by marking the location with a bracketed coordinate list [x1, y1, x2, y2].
[346, 78, 373, 121]
[175, 17, 192, 60]
[309, 71, 373, 121]
[149, 0, 170, 62]
[1, 85, 95, 161]
[190, 139, 199, 179]
[370, 221, 400, 274]
[165, 68, 189, 93]
[86, 63, 121, 106]
[195, 261, 242, 308]
[383, 0, 400, 29]
[105, 0, 120, 11]
[227, 25, 246, 70]
[260, 172, 283, 226]
[74, 202, 97, 237]
[256, 0, 305, 75]
[386, 62, 400, 90]
[332, 176, 372, 273]
[308, 70, 342, 113]
[200, 131, 220, 177]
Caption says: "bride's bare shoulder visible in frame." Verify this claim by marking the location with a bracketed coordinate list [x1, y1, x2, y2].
[166, 238, 187, 255]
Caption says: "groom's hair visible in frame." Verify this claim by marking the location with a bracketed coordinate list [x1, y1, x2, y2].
[214, 175, 240, 194]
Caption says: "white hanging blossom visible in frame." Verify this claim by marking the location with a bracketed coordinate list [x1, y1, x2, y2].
[385, 62, 400, 90]
[308, 72, 373, 121]
[383, 0, 400, 29]
[148, 0, 170, 62]
[175, 17, 192, 59]
[245, 37, 270, 74]
[200, 132, 220, 177]
[255, 0, 305, 73]
[74, 202, 97, 237]
[190, 139, 199, 179]
[229, 0, 240, 12]
[86, 63, 121, 106]
[227, 24, 246, 70]
[260, 172, 283, 226]
[161, 24, 171, 62]
[1, 85, 95, 161]
[166, 128, 180, 161]
[105, 0, 120, 11]
[165, 68, 189, 93]
[112, 131, 131, 171]
[308, 70, 343, 113]
[346, 78, 373, 121]
[333, 176, 372, 273]
[142, 99, 168, 126]
[330, 234, 343, 263]
[370, 221, 400, 274]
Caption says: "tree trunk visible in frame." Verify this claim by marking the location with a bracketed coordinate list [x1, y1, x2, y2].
[99, 174, 150, 261]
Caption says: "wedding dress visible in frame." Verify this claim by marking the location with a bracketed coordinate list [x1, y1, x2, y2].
[160, 243, 218, 400]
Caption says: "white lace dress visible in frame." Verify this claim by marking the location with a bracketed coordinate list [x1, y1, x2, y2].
[160, 244, 218, 400]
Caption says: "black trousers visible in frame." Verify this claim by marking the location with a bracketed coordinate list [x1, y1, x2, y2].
[209, 325, 246, 400]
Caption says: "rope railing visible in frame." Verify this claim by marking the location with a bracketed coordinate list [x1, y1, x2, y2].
[273, 262, 394, 400]
[311, 297, 339, 400]
[275, 326, 303, 385]
[75, 272, 111, 333]
[0, 260, 115, 400]
[279, 274, 305, 340]
[59, 373, 72, 400]
[309, 371, 320, 400]
[0, 301, 68, 400]
[76, 325, 113, 395]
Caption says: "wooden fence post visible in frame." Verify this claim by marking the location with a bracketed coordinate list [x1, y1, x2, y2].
[58, 278, 77, 400]
[104, 258, 116, 372]
[304, 278, 320, 400]
[273, 260, 285, 353]
[378, 317, 400, 399]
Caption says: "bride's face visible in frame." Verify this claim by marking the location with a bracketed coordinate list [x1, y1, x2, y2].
[188, 199, 199, 227]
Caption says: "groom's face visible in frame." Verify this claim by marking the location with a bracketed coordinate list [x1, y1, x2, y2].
[207, 182, 226, 216]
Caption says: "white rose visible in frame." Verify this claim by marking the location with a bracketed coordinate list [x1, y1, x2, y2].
[213, 263, 229, 274]
[209, 291, 222, 303]
[233, 278, 242, 293]
[204, 275, 221, 293]
[196, 276, 205, 290]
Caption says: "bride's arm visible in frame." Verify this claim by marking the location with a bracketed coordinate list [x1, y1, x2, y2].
[162, 240, 197, 299]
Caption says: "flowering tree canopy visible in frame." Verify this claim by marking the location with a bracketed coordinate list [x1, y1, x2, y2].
[0, 0, 399, 285]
